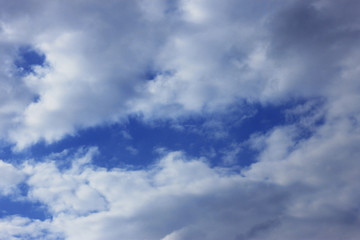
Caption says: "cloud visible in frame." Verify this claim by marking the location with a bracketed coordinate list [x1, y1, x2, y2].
[0, 0, 357, 149]
[0, 216, 60, 240]
[22, 147, 107, 216]
[0, 1, 359, 238]
[4, 1, 165, 149]
[125, 146, 138, 155]
[14, 149, 288, 239]
[0, 160, 25, 195]
[0, 123, 357, 240]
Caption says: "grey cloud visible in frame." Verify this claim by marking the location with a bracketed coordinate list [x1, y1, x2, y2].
[235, 218, 281, 240]
[0, 160, 25, 195]
[267, 0, 360, 98]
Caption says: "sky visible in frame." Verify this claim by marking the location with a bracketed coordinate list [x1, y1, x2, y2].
[0, 0, 360, 239]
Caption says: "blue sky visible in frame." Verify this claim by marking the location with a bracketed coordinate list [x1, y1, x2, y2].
[0, 0, 360, 239]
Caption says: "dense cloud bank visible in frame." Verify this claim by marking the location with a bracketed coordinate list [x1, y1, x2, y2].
[0, 0, 359, 239]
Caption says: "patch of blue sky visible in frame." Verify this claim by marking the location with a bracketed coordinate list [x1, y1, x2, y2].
[0, 195, 49, 220]
[3, 97, 322, 171]
[0, 182, 49, 220]
[142, 67, 175, 81]
[14, 46, 46, 75]
[6, 44, 322, 169]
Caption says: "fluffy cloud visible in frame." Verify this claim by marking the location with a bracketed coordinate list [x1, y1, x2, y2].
[0, 149, 288, 239]
[2, 0, 167, 149]
[0, 1, 359, 239]
[0, 126, 357, 240]
[0, 216, 60, 240]
[23, 147, 107, 216]
[0, 0, 356, 148]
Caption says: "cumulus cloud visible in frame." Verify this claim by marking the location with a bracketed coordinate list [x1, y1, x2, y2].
[0, 0, 356, 148]
[0, 128, 357, 240]
[0, 149, 287, 239]
[2, 0, 168, 149]
[0, 0, 359, 239]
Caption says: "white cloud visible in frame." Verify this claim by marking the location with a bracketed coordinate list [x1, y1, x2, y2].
[20, 149, 286, 240]
[0, 0, 357, 149]
[0, 160, 25, 195]
[0, 216, 61, 240]
[0, 125, 357, 239]
[0, 0, 167, 149]
[23, 147, 107, 216]
[0, 1, 359, 238]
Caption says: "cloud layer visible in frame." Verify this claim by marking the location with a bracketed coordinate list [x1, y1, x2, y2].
[0, 0, 359, 239]
[0, 0, 357, 148]
[1, 129, 360, 240]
